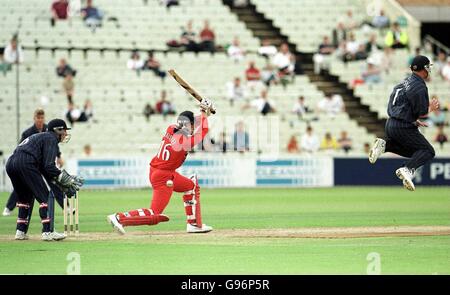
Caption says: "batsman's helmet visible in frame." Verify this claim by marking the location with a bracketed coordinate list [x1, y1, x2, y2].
[47, 118, 71, 143]
[176, 111, 195, 135]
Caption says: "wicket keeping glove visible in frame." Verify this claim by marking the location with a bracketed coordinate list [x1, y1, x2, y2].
[52, 181, 77, 198]
[56, 170, 84, 191]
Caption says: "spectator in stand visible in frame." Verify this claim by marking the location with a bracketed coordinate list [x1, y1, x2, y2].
[287, 135, 300, 153]
[371, 9, 390, 29]
[242, 89, 276, 116]
[361, 59, 382, 84]
[272, 43, 295, 82]
[226, 77, 247, 106]
[51, 0, 69, 27]
[435, 52, 448, 80]
[261, 59, 278, 87]
[435, 125, 448, 148]
[292, 96, 310, 119]
[343, 33, 367, 62]
[56, 58, 77, 78]
[338, 131, 353, 153]
[320, 132, 339, 151]
[142, 51, 166, 80]
[3, 36, 24, 65]
[82, 144, 94, 157]
[127, 51, 144, 73]
[343, 33, 359, 61]
[313, 36, 335, 74]
[155, 90, 176, 116]
[63, 73, 74, 104]
[245, 61, 263, 92]
[0, 51, 11, 75]
[332, 22, 347, 48]
[81, 0, 103, 31]
[227, 36, 245, 62]
[427, 107, 447, 127]
[199, 20, 216, 53]
[340, 9, 359, 31]
[233, 121, 250, 153]
[258, 39, 278, 58]
[316, 94, 345, 116]
[365, 34, 382, 56]
[385, 22, 408, 49]
[181, 20, 199, 53]
[215, 132, 229, 153]
[441, 57, 450, 82]
[143, 103, 155, 121]
[301, 126, 319, 153]
[66, 102, 88, 125]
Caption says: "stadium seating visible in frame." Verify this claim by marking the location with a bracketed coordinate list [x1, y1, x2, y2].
[250, 0, 449, 155]
[0, 47, 375, 157]
[0, 0, 384, 158]
[0, 0, 259, 50]
[252, 0, 367, 52]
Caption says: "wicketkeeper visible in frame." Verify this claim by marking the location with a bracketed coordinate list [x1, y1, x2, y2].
[6, 119, 84, 241]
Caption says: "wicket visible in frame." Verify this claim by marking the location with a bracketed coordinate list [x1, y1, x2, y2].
[64, 192, 79, 236]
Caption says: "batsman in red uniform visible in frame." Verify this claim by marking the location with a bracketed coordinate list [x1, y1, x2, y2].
[107, 99, 215, 234]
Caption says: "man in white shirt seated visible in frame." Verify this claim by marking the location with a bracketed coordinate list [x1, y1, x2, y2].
[242, 89, 276, 116]
[258, 39, 278, 58]
[292, 96, 310, 119]
[227, 37, 246, 63]
[272, 43, 295, 78]
[301, 126, 320, 153]
[344, 33, 360, 60]
[4, 36, 24, 64]
[316, 94, 345, 117]
[226, 77, 247, 106]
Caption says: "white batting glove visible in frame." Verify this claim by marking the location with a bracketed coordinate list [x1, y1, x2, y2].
[199, 98, 216, 115]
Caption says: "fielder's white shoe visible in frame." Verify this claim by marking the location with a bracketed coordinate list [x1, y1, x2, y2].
[15, 230, 29, 240]
[369, 138, 386, 164]
[186, 223, 213, 233]
[2, 207, 11, 216]
[41, 231, 66, 241]
[107, 214, 126, 235]
[396, 167, 415, 191]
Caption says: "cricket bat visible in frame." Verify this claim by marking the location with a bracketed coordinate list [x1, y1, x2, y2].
[168, 69, 216, 114]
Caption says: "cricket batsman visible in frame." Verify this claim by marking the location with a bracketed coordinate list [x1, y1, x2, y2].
[107, 99, 216, 234]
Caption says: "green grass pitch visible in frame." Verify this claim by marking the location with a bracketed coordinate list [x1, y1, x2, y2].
[0, 187, 449, 274]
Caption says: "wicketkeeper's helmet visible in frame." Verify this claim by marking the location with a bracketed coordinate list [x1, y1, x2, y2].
[47, 118, 71, 143]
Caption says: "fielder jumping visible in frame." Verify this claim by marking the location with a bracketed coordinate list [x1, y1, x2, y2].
[107, 99, 216, 234]
[369, 55, 440, 191]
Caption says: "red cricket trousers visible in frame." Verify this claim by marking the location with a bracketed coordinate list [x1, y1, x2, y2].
[149, 167, 195, 214]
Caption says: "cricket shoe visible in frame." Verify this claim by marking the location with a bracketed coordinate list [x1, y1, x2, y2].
[2, 207, 12, 216]
[42, 231, 66, 241]
[395, 167, 415, 191]
[15, 230, 29, 240]
[107, 214, 126, 235]
[187, 223, 213, 233]
[369, 138, 386, 164]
